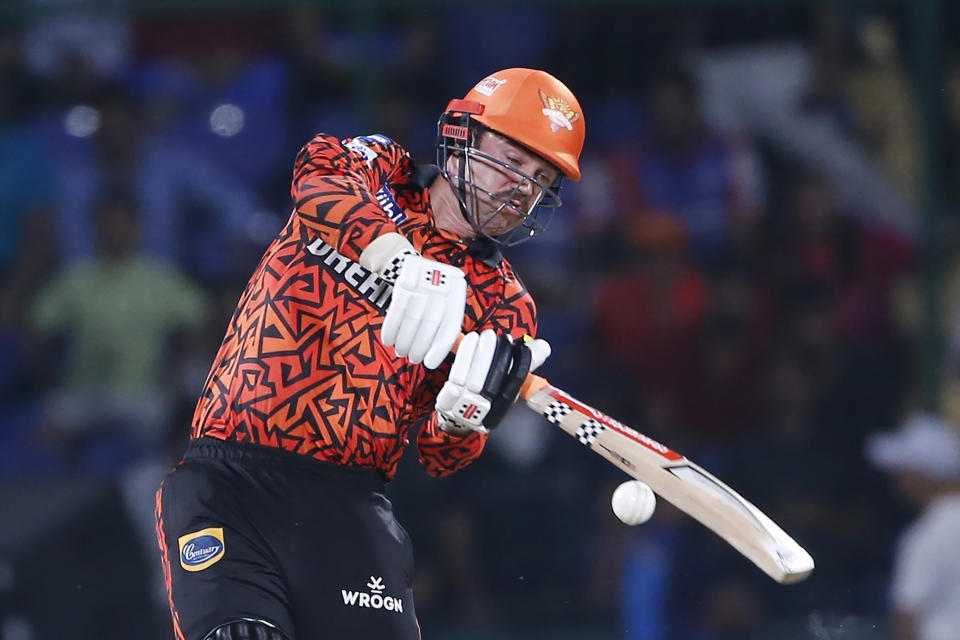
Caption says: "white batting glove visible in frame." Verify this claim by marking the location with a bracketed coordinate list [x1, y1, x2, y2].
[436, 330, 551, 435]
[360, 233, 467, 369]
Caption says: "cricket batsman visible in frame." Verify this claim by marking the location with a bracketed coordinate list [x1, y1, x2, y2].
[155, 68, 585, 640]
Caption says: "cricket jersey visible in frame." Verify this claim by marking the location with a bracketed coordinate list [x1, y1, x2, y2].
[191, 133, 538, 480]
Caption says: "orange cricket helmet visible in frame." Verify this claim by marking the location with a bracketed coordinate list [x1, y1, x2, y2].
[435, 68, 586, 246]
[461, 68, 585, 181]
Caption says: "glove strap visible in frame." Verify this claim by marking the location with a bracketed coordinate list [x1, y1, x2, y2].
[481, 337, 533, 430]
[358, 232, 419, 283]
[380, 249, 418, 284]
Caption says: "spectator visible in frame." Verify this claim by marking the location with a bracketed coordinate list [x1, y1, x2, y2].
[591, 214, 706, 429]
[694, 7, 916, 236]
[768, 170, 913, 343]
[23, 0, 130, 108]
[439, 7, 554, 100]
[23, 0, 129, 81]
[54, 84, 260, 281]
[27, 190, 209, 615]
[0, 28, 54, 272]
[0, 212, 61, 476]
[676, 263, 774, 446]
[132, 14, 289, 195]
[279, 8, 357, 144]
[0, 31, 60, 472]
[867, 413, 960, 640]
[29, 190, 207, 473]
[610, 66, 763, 261]
[842, 13, 920, 201]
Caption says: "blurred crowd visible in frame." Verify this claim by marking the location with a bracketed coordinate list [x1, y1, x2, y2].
[2, 3, 960, 640]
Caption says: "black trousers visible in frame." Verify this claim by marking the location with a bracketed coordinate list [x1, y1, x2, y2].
[155, 438, 420, 640]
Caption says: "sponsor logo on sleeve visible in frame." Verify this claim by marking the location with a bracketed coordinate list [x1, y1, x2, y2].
[345, 138, 378, 166]
[357, 134, 393, 146]
[375, 184, 408, 225]
[178, 527, 225, 572]
[345, 134, 394, 166]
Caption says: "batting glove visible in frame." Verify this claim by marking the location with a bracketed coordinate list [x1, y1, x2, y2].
[436, 330, 551, 435]
[360, 233, 467, 369]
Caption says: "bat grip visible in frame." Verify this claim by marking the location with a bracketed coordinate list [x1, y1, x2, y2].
[452, 334, 550, 402]
[519, 372, 548, 400]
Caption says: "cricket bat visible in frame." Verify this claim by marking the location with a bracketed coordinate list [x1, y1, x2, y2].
[519, 373, 815, 584]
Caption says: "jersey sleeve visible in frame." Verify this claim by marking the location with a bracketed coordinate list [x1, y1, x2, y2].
[417, 412, 489, 477]
[415, 268, 538, 477]
[291, 133, 413, 261]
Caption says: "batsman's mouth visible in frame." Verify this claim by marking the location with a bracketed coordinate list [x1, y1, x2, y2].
[508, 199, 528, 215]
[479, 208, 524, 236]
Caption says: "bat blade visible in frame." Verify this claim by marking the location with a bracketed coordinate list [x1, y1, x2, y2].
[522, 376, 814, 584]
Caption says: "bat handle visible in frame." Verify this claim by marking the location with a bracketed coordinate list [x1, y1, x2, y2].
[519, 372, 549, 401]
[452, 334, 550, 402]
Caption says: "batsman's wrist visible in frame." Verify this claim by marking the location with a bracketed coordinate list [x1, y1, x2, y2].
[437, 413, 480, 437]
[358, 232, 419, 283]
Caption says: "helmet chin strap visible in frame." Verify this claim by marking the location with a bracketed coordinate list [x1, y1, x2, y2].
[455, 149, 475, 234]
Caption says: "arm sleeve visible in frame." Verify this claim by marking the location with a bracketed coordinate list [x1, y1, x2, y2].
[290, 133, 413, 262]
[417, 411, 489, 477]
[416, 271, 538, 476]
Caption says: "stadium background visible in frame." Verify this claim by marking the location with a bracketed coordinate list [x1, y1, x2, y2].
[0, 1, 958, 638]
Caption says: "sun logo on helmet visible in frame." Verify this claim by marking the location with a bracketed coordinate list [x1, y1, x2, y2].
[538, 89, 581, 133]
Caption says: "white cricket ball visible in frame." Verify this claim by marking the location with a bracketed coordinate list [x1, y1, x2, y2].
[611, 480, 656, 525]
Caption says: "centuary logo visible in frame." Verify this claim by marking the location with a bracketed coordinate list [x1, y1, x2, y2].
[305, 238, 393, 311]
[474, 76, 507, 96]
[341, 576, 404, 613]
[178, 527, 225, 572]
[375, 184, 407, 225]
[538, 89, 581, 133]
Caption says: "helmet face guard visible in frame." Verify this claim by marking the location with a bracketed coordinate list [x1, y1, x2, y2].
[436, 100, 564, 247]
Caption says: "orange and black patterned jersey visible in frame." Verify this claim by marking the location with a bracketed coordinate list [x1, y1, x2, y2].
[192, 133, 538, 481]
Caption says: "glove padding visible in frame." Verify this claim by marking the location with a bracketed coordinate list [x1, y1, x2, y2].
[380, 254, 467, 369]
[436, 330, 551, 435]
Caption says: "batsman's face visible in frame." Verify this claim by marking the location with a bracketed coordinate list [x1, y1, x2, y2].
[455, 131, 559, 237]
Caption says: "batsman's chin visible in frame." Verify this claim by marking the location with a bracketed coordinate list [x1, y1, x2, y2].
[485, 214, 525, 238]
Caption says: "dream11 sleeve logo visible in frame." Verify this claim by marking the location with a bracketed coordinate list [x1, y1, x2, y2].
[178, 527, 225, 572]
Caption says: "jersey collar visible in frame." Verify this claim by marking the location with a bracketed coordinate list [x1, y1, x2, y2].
[414, 163, 503, 268]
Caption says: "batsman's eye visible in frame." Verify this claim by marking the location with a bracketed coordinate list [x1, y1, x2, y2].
[506, 155, 525, 169]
